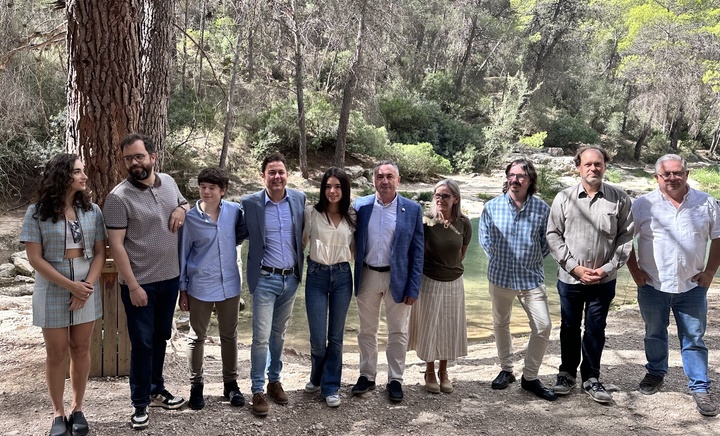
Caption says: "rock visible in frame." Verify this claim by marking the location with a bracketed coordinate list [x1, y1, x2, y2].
[13, 275, 34, 284]
[544, 147, 565, 156]
[9, 250, 27, 262]
[0, 263, 16, 278]
[12, 258, 33, 277]
[351, 176, 371, 189]
[344, 165, 366, 179]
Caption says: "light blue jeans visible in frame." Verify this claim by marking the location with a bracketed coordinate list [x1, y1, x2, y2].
[250, 270, 299, 393]
[637, 284, 710, 392]
[305, 259, 353, 397]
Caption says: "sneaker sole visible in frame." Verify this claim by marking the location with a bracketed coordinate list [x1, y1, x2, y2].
[584, 389, 612, 404]
[149, 401, 185, 410]
[131, 420, 149, 430]
[552, 385, 576, 395]
[697, 407, 719, 417]
[305, 387, 321, 393]
[639, 383, 663, 395]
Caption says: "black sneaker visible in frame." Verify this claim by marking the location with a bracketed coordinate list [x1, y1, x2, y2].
[189, 383, 205, 410]
[223, 380, 245, 407]
[638, 373, 664, 395]
[351, 376, 376, 395]
[150, 389, 186, 410]
[130, 406, 149, 430]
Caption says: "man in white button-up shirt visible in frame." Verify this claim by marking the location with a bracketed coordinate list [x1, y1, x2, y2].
[627, 154, 720, 417]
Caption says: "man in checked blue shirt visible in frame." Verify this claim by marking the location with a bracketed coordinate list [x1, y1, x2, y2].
[479, 158, 556, 401]
[178, 168, 245, 411]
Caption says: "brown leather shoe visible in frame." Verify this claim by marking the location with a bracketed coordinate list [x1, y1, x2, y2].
[251, 392, 269, 416]
[267, 381, 289, 404]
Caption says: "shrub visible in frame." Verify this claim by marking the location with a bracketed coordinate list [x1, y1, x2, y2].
[605, 168, 622, 183]
[536, 166, 563, 204]
[689, 166, 720, 199]
[388, 142, 452, 181]
[518, 132, 548, 148]
[544, 115, 600, 149]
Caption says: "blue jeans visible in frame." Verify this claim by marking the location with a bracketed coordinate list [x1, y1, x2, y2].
[637, 284, 710, 392]
[120, 277, 179, 407]
[305, 259, 352, 397]
[250, 270, 299, 393]
[557, 280, 615, 381]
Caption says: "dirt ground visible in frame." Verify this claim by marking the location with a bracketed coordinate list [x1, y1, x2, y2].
[2, 171, 720, 436]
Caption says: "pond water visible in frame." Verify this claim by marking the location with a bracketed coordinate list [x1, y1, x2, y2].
[220, 218, 640, 354]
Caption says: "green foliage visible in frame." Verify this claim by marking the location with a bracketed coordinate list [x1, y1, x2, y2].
[605, 168, 623, 183]
[690, 166, 720, 199]
[518, 132, 548, 148]
[536, 166, 563, 204]
[168, 89, 218, 131]
[388, 142, 452, 182]
[481, 72, 532, 170]
[544, 115, 600, 149]
[347, 122, 389, 157]
[399, 191, 434, 202]
[378, 92, 483, 171]
[476, 192, 495, 201]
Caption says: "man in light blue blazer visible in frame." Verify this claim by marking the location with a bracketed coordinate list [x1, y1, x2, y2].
[351, 161, 424, 403]
[236, 152, 306, 417]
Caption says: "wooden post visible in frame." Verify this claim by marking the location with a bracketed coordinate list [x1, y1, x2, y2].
[89, 248, 130, 377]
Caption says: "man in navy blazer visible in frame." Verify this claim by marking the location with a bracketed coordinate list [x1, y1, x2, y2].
[236, 152, 306, 416]
[351, 161, 424, 402]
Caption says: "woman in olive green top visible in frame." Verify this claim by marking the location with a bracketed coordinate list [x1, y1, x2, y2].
[408, 179, 471, 394]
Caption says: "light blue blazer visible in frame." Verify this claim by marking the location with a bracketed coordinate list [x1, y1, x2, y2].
[353, 194, 424, 303]
[236, 188, 306, 294]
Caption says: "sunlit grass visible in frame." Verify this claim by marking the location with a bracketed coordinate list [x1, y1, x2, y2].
[691, 166, 720, 199]
[605, 168, 622, 183]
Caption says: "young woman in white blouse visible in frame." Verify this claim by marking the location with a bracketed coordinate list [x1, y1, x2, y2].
[302, 167, 356, 407]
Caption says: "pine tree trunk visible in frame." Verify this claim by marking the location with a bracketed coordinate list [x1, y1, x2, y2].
[66, 0, 142, 207]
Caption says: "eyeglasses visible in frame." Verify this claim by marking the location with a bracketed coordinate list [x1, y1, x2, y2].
[122, 154, 147, 164]
[506, 173, 527, 181]
[657, 171, 687, 180]
[434, 193, 454, 200]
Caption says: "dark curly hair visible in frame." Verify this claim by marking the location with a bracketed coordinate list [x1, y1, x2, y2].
[315, 167, 355, 228]
[32, 153, 92, 222]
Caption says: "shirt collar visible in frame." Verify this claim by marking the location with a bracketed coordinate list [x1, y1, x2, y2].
[126, 174, 161, 191]
[264, 190, 288, 204]
[577, 182, 606, 199]
[374, 194, 397, 207]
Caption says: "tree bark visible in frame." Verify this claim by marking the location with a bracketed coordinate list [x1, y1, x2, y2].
[634, 122, 650, 161]
[290, 0, 308, 178]
[220, 22, 244, 169]
[454, 13, 479, 95]
[140, 0, 175, 170]
[65, 0, 142, 207]
[668, 104, 684, 151]
[335, 0, 368, 169]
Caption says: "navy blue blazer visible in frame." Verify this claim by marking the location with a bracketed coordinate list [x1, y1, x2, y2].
[236, 188, 306, 294]
[353, 194, 424, 303]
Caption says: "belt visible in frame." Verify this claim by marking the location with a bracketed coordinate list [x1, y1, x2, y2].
[364, 262, 390, 273]
[261, 266, 296, 275]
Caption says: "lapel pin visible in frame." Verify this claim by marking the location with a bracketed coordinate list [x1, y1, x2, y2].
[401, 207, 405, 212]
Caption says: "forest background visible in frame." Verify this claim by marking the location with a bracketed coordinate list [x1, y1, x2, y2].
[1, 0, 720, 206]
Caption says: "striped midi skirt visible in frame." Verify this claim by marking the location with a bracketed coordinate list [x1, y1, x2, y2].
[408, 275, 468, 361]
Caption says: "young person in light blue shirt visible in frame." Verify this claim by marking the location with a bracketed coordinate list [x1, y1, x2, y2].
[178, 167, 244, 411]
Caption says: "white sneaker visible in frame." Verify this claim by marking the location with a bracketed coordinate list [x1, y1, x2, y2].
[304, 381, 320, 393]
[325, 394, 341, 407]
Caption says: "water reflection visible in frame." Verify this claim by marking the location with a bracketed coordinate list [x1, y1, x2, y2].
[228, 217, 639, 354]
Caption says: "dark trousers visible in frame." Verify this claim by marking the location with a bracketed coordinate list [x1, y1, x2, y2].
[557, 279, 616, 382]
[121, 277, 179, 407]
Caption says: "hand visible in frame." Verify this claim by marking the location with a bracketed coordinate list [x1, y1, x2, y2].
[403, 296, 416, 305]
[572, 266, 606, 285]
[630, 268, 651, 287]
[169, 207, 186, 233]
[68, 280, 94, 301]
[129, 286, 148, 307]
[179, 291, 190, 311]
[691, 270, 714, 288]
[69, 295, 85, 311]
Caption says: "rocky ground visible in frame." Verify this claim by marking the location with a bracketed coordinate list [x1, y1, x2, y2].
[1, 166, 720, 436]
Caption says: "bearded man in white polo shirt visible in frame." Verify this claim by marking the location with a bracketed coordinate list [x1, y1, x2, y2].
[627, 154, 720, 417]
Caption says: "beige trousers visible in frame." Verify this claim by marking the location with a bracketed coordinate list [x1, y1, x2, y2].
[356, 267, 412, 383]
[489, 282, 552, 380]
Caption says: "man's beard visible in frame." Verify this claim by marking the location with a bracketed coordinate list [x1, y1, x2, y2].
[129, 163, 152, 181]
